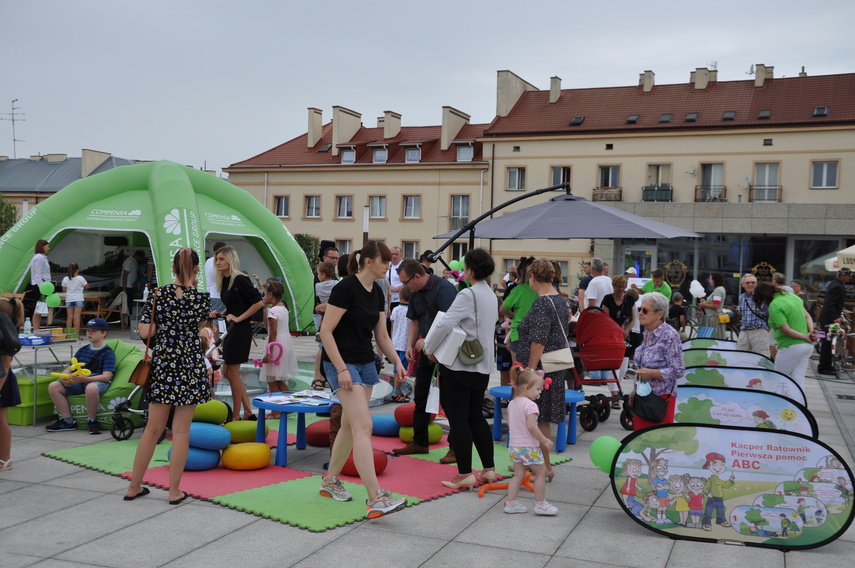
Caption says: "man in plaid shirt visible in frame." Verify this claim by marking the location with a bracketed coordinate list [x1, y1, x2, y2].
[735, 274, 771, 358]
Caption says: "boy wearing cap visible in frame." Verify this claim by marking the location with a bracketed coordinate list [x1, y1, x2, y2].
[46, 318, 116, 434]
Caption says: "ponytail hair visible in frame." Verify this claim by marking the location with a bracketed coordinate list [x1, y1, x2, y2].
[173, 247, 199, 287]
[509, 363, 542, 396]
[67, 262, 80, 278]
[347, 240, 391, 275]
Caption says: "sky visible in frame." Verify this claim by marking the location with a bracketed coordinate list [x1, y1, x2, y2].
[2, 0, 854, 177]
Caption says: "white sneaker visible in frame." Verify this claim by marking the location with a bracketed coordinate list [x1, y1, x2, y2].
[319, 475, 352, 502]
[504, 501, 527, 514]
[533, 501, 558, 516]
[365, 489, 407, 519]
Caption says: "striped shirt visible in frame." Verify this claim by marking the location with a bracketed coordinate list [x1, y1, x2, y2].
[738, 292, 769, 330]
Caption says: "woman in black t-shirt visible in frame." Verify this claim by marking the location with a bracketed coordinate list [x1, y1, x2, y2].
[318, 241, 408, 518]
[211, 246, 264, 421]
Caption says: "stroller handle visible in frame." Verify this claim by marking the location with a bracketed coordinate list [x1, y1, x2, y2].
[205, 319, 237, 358]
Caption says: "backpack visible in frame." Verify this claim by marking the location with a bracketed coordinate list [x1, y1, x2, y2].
[0, 313, 22, 356]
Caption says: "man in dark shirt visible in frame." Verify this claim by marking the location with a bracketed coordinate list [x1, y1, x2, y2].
[392, 260, 456, 456]
[818, 267, 852, 374]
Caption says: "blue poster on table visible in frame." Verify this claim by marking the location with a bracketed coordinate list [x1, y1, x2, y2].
[680, 366, 806, 407]
[683, 348, 775, 370]
[674, 386, 817, 437]
[611, 424, 853, 550]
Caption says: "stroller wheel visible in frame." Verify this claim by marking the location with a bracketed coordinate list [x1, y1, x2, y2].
[110, 416, 135, 441]
[619, 408, 634, 431]
[595, 394, 611, 422]
[579, 406, 599, 432]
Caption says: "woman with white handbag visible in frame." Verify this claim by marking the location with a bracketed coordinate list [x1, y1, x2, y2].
[516, 259, 571, 482]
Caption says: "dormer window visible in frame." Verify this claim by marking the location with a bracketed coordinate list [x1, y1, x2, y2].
[405, 147, 421, 163]
[457, 144, 473, 162]
[722, 111, 736, 121]
[626, 114, 639, 124]
[685, 112, 698, 122]
[318, 143, 332, 153]
[341, 148, 355, 164]
[813, 106, 829, 117]
[569, 116, 585, 126]
[659, 113, 672, 124]
[372, 147, 387, 164]
[758, 109, 772, 120]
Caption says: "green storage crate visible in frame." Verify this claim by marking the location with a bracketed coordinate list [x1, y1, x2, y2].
[7, 402, 55, 426]
[17, 375, 56, 405]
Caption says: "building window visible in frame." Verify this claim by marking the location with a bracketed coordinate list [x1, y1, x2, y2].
[341, 148, 355, 164]
[752, 163, 781, 202]
[369, 196, 386, 219]
[336, 196, 353, 219]
[405, 147, 421, 163]
[811, 161, 839, 189]
[452, 242, 468, 260]
[305, 195, 320, 218]
[372, 147, 387, 164]
[569, 116, 585, 126]
[647, 164, 671, 185]
[722, 111, 736, 121]
[507, 167, 526, 191]
[598, 165, 620, 187]
[450, 195, 469, 230]
[685, 112, 699, 122]
[403, 195, 421, 219]
[813, 106, 829, 117]
[555, 261, 568, 286]
[402, 241, 419, 260]
[758, 109, 772, 120]
[626, 114, 639, 124]
[551, 166, 571, 186]
[335, 240, 351, 255]
[659, 113, 672, 123]
[273, 196, 289, 218]
[457, 145, 473, 162]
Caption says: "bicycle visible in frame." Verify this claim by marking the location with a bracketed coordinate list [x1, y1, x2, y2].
[826, 317, 853, 376]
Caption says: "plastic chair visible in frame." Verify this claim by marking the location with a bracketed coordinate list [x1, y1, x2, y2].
[100, 291, 127, 329]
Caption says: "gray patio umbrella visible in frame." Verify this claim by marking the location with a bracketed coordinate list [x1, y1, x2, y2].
[435, 194, 701, 240]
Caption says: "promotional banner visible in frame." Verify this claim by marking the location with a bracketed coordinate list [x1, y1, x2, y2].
[683, 338, 738, 351]
[684, 348, 775, 370]
[611, 424, 854, 550]
[0, 161, 314, 331]
[674, 386, 817, 437]
[680, 366, 806, 407]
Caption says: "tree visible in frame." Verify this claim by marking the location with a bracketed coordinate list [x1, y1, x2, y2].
[0, 195, 16, 236]
[294, 233, 320, 273]
[674, 397, 718, 424]
[624, 426, 700, 469]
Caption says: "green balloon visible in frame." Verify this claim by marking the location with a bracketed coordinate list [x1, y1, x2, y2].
[39, 282, 55, 295]
[589, 435, 621, 474]
[46, 293, 62, 308]
[448, 260, 463, 272]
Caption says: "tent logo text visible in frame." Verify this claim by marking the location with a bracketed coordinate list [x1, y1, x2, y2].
[86, 208, 142, 222]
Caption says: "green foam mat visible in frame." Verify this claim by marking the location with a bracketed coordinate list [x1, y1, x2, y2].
[44, 438, 171, 475]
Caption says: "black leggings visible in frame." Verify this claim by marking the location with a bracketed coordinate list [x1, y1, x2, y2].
[437, 365, 495, 475]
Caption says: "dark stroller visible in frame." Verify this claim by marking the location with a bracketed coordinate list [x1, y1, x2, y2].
[573, 306, 633, 431]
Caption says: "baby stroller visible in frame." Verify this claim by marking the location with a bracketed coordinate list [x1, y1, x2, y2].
[109, 384, 169, 442]
[573, 306, 633, 432]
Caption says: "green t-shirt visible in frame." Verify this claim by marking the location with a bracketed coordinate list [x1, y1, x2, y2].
[641, 279, 672, 300]
[501, 283, 538, 342]
[768, 292, 809, 349]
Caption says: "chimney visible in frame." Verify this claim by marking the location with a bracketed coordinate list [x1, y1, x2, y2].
[376, 116, 384, 128]
[496, 70, 538, 117]
[46, 153, 67, 163]
[441, 106, 470, 151]
[549, 76, 561, 103]
[799, 66, 808, 78]
[639, 70, 655, 93]
[331, 106, 362, 156]
[81, 149, 111, 177]
[307, 108, 323, 148]
[754, 64, 774, 87]
[690, 67, 717, 90]
[383, 110, 401, 139]
[0, 156, 8, 162]
[30, 155, 43, 161]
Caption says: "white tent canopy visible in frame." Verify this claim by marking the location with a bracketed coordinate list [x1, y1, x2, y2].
[823, 244, 855, 272]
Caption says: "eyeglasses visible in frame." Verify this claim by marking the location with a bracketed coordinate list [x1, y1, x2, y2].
[401, 273, 416, 286]
[640, 307, 659, 315]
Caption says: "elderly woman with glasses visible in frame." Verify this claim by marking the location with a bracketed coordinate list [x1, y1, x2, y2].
[630, 292, 684, 430]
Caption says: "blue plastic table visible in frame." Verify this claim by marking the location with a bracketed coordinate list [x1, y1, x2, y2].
[489, 385, 585, 451]
[253, 398, 332, 467]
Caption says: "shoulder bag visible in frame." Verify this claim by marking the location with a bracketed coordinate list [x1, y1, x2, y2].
[0, 313, 22, 356]
[130, 288, 158, 388]
[458, 289, 485, 365]
[540, 296, 575, 373]
[631, 387, 671, 423]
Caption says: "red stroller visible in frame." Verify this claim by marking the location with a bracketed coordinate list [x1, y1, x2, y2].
[573, 307, 633, 431]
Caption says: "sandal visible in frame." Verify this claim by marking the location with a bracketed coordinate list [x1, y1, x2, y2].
[311, 378, 327, 391]
[0, 458, 12, 471]
[611, 401, 622, 410]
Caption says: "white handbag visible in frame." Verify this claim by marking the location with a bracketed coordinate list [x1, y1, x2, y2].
[541, 297, 575, 373]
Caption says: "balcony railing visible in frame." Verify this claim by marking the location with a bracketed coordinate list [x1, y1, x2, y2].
[449, 217, 469, 230]
[749, 185, 782, 203]
[641, 184, 673, 202]
[592, 187, 623, 202]
[694, 185, 727, 202]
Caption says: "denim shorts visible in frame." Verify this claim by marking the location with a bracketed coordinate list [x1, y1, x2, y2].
[64, 381, 110, 396]
[66, 301, 84, 308]
[322, 361, 380, 393]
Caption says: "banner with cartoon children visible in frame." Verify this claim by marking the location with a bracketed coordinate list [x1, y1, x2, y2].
[682, 338, 739, 351]
[611, 424, 853, 550]
[683, 348, 775, 370]
[680, 366, 806, 407]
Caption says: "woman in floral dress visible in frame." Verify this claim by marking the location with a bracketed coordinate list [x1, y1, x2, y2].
[125, 248, 211, 505]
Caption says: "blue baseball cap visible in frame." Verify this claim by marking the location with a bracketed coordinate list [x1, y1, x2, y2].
[84, 318, 109, 332]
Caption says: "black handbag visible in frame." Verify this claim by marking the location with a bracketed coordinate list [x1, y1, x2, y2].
[0, 313, 21, 356]
[631, 391, 671, 423]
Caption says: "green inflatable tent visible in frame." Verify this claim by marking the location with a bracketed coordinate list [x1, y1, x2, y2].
[0, 160, 313, 332]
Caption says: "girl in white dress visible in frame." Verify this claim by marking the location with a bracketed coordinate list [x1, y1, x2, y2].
[261, 281, 298, 409]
